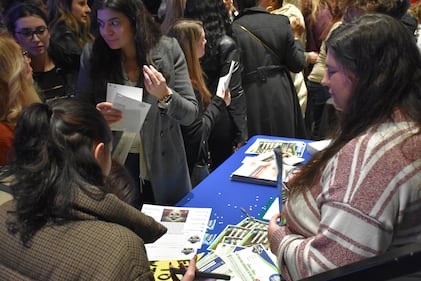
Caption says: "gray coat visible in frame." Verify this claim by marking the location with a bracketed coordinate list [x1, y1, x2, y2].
[76, 36, 198, 205]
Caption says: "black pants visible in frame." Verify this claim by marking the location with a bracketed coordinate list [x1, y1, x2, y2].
[125, 153, 155, 207]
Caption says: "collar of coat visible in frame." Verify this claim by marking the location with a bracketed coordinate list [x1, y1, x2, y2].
[70, 184, 167, 243]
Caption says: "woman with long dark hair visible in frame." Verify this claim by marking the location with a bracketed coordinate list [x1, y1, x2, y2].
[76, 0, 198, 205]
[268, 14, 421, 280]
[0, 98, 167, 280]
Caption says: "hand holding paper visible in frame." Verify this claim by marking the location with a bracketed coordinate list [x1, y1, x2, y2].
[106, 83, 151, 133]
[96, 102, 123, 124]
[216, 61, 236, 98]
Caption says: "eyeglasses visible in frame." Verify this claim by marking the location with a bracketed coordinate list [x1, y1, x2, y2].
[15, 26, 48, 40]
[22, 50, 30, 58]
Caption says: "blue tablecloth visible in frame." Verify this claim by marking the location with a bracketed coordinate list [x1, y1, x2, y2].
[176, 135, 313, 253]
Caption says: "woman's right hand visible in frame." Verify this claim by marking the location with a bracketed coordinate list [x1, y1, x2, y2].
[217, 89, 231, 106]
[268, 213, 283, 240]
[171, 255, 215, 281]
[96, 102, 123, 124]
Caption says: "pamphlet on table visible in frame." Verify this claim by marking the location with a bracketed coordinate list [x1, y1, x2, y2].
[141, 204, 212, 261]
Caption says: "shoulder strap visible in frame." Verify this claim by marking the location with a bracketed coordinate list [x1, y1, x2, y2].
[234, 23, 281, 61]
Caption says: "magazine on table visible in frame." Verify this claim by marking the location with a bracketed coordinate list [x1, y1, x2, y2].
[230, 138, 306, 186]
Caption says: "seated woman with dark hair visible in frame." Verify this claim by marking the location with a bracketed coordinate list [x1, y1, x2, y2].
[268, 13, 421, 281]
[0, 98, 168, 280]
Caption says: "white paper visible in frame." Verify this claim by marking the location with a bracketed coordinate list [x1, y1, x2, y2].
[107, 82, 143, 102]
[141, 204, 212, 261]
[262, 198, 280, 221]
[307, 139, 332, 155]
[106, 83, 150, 133]
[216, 60, 236, 95]
[225, 244, 281, 281]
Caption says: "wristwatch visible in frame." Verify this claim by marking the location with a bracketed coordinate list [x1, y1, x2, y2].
[158, 92, 173, 109]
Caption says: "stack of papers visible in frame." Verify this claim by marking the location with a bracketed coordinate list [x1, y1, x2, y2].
[106, 83, 151, 133]
[196, 217, 282, 281]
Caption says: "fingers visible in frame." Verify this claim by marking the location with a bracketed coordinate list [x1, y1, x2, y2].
[96, 102, 122, 124]
[182, 255, 197, 281]
[270, 213, 282, 224]
[143, 65, 164, 86]
[143, 65, 169, 99]
[169, 262, 181, 281]
[225, 90, 231, 106]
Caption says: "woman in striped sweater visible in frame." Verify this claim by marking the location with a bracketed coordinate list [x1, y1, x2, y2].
[268, 13, 421, 280]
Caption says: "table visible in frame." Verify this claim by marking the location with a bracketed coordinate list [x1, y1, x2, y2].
[176, 135, 313, 253]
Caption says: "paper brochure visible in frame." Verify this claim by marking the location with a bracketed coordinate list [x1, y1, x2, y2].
[141, 204, 212, 261]
[106, 83, 150, 133]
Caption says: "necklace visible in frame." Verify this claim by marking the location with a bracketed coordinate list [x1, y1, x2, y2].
[122, 58, 140, 83]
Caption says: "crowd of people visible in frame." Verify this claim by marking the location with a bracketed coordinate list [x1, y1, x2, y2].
[0, 0, 420, 280]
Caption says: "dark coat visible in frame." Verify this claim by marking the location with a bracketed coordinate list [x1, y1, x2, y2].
[202, 35, 248, 169]
[49, 21, 82, 71]
[181, 91, 226, 171]
[232, 7, 307, 139]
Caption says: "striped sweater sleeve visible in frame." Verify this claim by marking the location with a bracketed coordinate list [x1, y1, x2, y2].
[272, 121, 421, 280]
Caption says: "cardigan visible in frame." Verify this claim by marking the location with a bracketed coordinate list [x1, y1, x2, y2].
[270, 113, 421, 280]
[0, 122, 14, 166]
[0, 185, 167, 280]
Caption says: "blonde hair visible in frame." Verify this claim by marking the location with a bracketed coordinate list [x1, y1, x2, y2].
[0, 34, 40, 124]
[167, 19, 212, 107]
[47, 0, 94, 47]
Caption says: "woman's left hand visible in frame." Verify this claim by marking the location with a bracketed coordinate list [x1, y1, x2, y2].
[143, 65, 171, 100]
[96, 102, 123, 124]
[268, 213, 283, 240]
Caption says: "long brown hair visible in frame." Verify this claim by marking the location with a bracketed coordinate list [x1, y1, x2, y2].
[289, 14, 421, 194]
[47, 0, 94, 47]
[167, 19, 212, 107]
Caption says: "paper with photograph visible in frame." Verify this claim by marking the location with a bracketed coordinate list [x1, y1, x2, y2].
[141, 204, 212, 261]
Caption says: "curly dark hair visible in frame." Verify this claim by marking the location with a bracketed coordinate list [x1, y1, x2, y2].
[184, 0, 232, 72]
